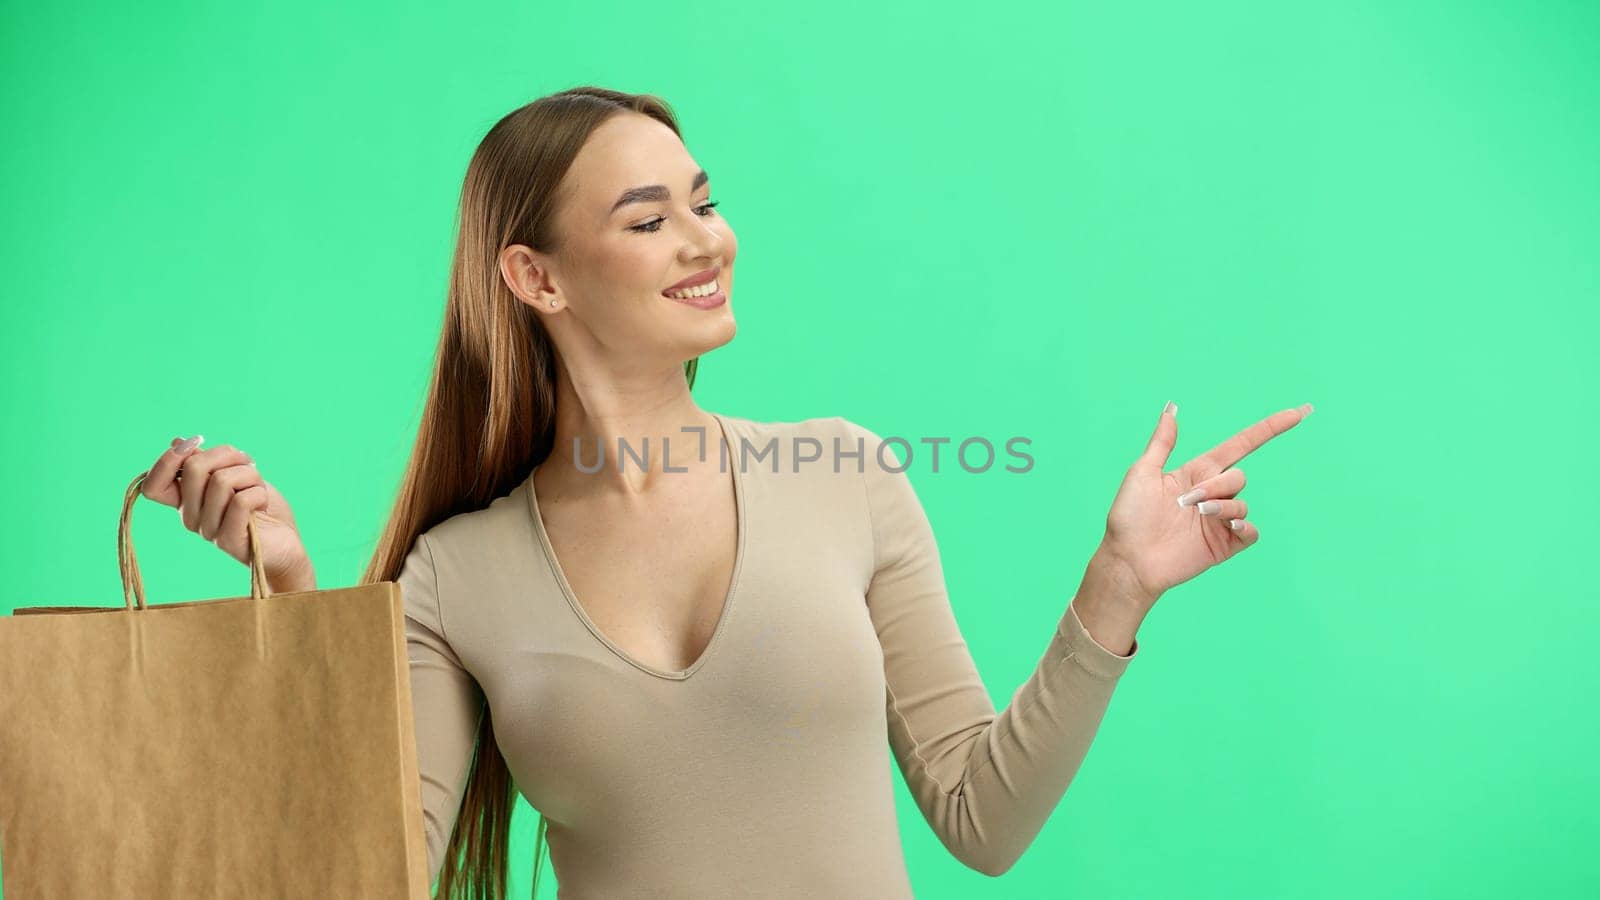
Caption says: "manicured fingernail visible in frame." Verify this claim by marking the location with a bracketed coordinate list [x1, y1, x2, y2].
[1300, 403, 1314, 418]
[1176, 487, 1206, 507]
[176, 435, 203, 453]
[1164, 400, 1177, 417]
[1229, 518, 1244, 531]
[1196, 500, 1222, 516]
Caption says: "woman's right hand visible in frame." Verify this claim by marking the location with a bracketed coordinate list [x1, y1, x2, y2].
[139, 435, 317, 593]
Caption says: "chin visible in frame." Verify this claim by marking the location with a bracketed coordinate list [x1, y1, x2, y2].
[682, 317, 737, 357]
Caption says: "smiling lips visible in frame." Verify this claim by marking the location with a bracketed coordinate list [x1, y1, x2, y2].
[664, 278, 721, 300]
[662, 266, 725, 307]
[663, 267, 720, 294]
[664, 279, 725, 308]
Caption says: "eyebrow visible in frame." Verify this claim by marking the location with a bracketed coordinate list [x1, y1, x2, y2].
[608, 169, 710, 216]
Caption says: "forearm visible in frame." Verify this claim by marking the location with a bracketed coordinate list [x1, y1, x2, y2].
[1068, 544, 1157, 657]
[903, 543, 1147, 876]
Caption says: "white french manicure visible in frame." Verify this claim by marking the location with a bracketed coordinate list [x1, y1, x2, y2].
[1176, 487, 1206, 507]
[1196, 500, 1222, 516]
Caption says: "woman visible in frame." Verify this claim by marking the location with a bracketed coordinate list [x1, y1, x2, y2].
[138, 86, 1312, 898]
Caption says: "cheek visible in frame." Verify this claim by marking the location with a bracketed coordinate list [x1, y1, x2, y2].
[598, 246, 670, 296]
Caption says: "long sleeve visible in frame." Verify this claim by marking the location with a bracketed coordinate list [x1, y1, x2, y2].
[845, 419, 1139, 878]
[398, 533, 485, 887]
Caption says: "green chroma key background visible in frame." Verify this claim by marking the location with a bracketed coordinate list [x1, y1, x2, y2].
[2, 1, 1595, 897]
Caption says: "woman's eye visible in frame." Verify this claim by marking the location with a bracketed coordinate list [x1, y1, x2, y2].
[629, 200, 720, 233]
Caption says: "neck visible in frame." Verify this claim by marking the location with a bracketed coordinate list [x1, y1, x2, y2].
[540, 372, 722, 498]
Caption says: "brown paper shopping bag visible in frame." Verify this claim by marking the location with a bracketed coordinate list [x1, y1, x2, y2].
[0, 471, 430, 899]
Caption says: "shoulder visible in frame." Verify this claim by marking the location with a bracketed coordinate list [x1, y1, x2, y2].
[716, 412, 842, 461]
[721, 412, 890, 453]
[403, 473, 549, 630]
[717, 411, 850, 442]
[416, 472, 537, 557]
[831, 416, 897, 458]
[717, 412, 905, 476]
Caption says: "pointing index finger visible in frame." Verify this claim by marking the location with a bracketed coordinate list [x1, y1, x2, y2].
[1198, 403, 1313, 473]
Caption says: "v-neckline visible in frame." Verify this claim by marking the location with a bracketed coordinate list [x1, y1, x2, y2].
[525, 411, 748, 681]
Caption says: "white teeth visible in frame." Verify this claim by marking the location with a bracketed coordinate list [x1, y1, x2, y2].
[666, 279, 719, 299]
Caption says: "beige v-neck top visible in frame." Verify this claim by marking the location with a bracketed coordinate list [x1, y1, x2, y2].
[399, 413, 1139, 897]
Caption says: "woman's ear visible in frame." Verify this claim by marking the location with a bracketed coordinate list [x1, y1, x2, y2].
[500, 243, 560, 311]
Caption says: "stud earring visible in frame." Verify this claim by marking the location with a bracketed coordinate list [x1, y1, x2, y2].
[549, 299, 557, 308]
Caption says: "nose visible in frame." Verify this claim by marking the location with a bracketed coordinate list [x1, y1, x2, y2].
[678, 214, 725, 262]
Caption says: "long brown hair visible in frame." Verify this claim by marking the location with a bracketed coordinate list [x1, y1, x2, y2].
[359, 86, 697, 900]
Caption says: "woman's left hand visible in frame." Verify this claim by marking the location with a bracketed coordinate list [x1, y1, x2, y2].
[1097, 400, 1314, 609]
